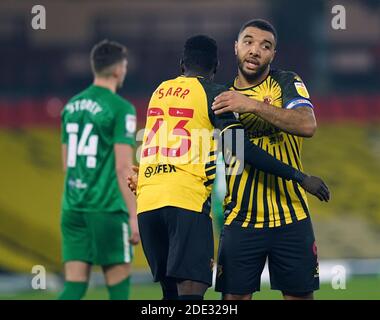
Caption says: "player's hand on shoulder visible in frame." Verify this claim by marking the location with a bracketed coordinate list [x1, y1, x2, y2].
[212, 91, 256, 115]
[300, 175, 330, 202]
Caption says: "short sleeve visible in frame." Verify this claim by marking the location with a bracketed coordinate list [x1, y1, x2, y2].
[281, 72, 314, 110]
[113, 102, 137, 146]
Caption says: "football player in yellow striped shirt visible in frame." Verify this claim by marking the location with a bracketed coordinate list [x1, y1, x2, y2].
[134, 35, 329, 300]
[212, 19, 324, 300]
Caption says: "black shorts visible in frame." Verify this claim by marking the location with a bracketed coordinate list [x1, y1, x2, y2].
[215, 217, 319, 295]
[138, 206, 214, 286]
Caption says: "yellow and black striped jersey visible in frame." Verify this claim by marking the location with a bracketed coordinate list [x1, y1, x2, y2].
[224, 69, 314, 228]
[137, 76, 239, 214]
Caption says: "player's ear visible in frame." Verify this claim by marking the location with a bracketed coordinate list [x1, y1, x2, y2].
[234, 41, 238, 56]
[113, 63, 121, 78]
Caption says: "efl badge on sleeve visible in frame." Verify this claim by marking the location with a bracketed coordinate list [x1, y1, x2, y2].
[294, 82, 310, 99]
[125, 114, 137, 134]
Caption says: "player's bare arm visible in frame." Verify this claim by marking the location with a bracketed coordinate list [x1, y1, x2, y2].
[115, 144, 140, 245]
[212, 90, 317, 137]
[220, 125, 330, 202]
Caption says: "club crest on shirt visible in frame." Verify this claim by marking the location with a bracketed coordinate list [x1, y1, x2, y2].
[263, 96, 273, 104]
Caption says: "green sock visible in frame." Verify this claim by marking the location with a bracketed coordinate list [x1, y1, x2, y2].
[58, 281, 88, 300]
[107, 277, 131, 300]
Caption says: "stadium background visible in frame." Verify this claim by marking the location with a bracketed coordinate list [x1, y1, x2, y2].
[0, 0, 379, 299]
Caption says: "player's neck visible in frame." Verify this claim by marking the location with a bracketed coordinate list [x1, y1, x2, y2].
[235, 66, 270, 88]
[183, 71, 212, 81]
[93, 77, 117, 93]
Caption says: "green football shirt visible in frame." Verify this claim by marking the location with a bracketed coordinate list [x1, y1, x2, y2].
[61, 85, 136, 213]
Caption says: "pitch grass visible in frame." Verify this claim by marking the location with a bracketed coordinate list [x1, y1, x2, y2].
[1, 276, 379, 300]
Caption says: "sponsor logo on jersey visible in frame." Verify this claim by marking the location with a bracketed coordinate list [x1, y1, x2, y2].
[144, 164, 177, 178]
[245, 126, 282, 139]
[68, 178, 88, 189]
